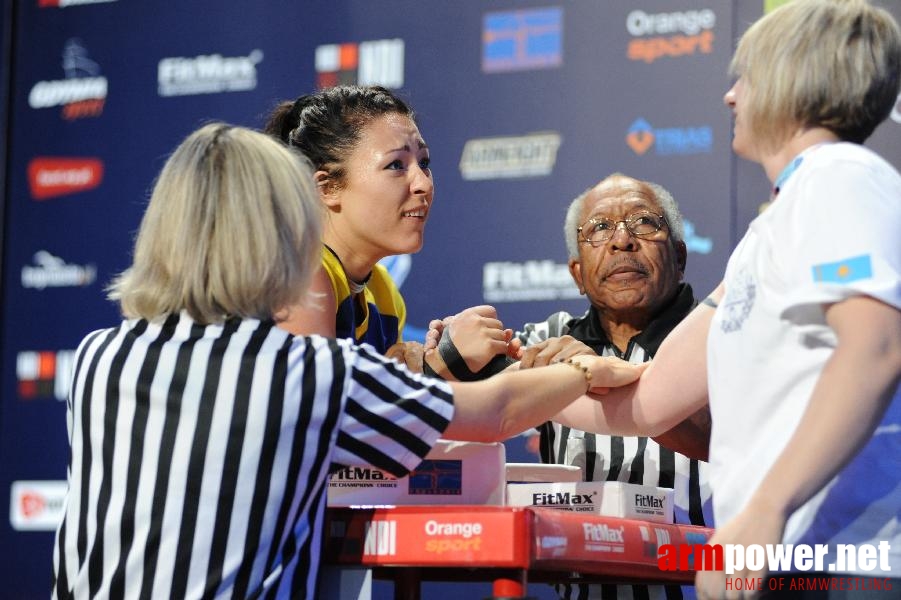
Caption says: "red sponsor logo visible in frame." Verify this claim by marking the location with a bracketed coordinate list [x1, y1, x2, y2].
[20, 492, 47, 517]
[38, 0, 60, 5]
[28, 157, 103, 199]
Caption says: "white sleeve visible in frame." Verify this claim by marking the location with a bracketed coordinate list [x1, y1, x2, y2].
[777, 155, 901, 315]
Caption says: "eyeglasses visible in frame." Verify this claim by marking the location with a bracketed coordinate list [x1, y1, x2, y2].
[577, 210, 668, 246]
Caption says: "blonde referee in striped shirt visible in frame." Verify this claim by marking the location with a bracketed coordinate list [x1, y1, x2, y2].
[51, 123, 643, 600]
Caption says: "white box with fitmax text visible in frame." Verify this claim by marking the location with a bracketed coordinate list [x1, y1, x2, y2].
[505, 480, 674, 523]
[327, 439, 506, 507]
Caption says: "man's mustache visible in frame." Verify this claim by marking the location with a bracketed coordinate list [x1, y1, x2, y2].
[601, 257, 649, 279]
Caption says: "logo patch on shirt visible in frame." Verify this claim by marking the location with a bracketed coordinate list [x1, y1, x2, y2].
[812, 254, 873, 284]
[720, 267, 756, 333]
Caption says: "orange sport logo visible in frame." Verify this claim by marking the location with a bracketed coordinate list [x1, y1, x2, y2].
[626, 9, 716, 64]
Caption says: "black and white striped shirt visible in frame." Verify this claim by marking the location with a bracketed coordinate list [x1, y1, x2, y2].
[52, 312, 453, 599]
[517, 284, 712, 600]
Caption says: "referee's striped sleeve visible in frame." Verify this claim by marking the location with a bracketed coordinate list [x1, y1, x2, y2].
[330, 341, 454, 477]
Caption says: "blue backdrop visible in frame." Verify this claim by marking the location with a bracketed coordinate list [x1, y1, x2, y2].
[1, 1, 899, 597]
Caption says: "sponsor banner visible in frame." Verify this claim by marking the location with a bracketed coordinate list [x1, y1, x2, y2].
[10, 481, 67, 531]
[28, 39, 107, 120]
[27, 157, 103, 200]
[530, 508, 712, 578]
[17, 349, 75, 401]
[325, 507, 528, 566]
[21, 250, 97, 290]
[483, 7, 563, 73]
[483, 260, 579, 303]
[315, 39, 404, 89]
[626, 8, 716, 64]
[626, 118, 713, 156]
[158, 50, 263, 97]
[459, 132, 561, 181]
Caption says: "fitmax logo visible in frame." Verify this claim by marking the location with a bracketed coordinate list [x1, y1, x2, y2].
[333, 467, 396, 481]
[626, 118, 712, 156]
[533, 491, 597, 506]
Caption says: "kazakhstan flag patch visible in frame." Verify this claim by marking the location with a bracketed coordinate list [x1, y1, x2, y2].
[812, 254, 873, 284]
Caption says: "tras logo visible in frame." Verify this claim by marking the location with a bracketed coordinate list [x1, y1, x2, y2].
[315, 39, 404, 89]
[626, 118, 712, 156]
[28, 157, 103, 199]
[28, 38, 107, 120]
[17, 349, 75, 401]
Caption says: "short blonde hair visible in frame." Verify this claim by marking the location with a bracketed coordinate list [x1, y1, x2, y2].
[109, 123, 323, 324]
[731, 0, 901, 150]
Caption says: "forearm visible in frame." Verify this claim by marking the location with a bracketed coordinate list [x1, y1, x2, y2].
[652, 405, 711, 461]
[443, 362, 591, 441]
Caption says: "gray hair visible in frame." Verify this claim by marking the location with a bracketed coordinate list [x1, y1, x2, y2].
[563, 174, 684, 260]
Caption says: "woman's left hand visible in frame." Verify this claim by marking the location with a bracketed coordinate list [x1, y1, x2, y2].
[385, 341, 425, 373]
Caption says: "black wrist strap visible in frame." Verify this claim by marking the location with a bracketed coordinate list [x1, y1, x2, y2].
[422, 359, 439, 377]
[436, 330, 514, 381]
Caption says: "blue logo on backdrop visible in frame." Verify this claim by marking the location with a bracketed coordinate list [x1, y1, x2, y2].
[483, 7, 563, 73]
[626, 118, 713, 156]
[683, 220, 713, 255]
[408, 460, 463, 495]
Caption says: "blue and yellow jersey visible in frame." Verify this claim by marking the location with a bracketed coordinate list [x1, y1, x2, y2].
[321, 246, 406, 353]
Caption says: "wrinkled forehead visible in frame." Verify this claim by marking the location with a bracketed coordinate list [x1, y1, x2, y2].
[582, 177, 660, 220]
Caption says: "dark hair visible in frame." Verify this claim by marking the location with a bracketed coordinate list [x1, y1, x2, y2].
[263, 85, 414, 188]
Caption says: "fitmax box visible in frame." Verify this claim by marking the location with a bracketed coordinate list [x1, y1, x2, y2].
[327, 440, 505, 506]
[506, 481, 674, 523]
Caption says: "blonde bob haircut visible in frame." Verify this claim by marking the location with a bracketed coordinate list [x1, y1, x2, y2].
[109, 123, 323, 324]
[731, 0, 901, 151]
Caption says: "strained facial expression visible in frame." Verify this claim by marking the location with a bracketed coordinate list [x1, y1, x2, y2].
[328, 113, 433, 260]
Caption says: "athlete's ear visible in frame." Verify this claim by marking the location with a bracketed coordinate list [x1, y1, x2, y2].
[315, 170, 340, 208]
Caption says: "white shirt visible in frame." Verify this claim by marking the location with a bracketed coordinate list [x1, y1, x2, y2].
[708, 143, 901, 575]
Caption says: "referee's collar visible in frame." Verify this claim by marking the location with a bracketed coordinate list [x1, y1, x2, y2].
[568, 282, 697, 357]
